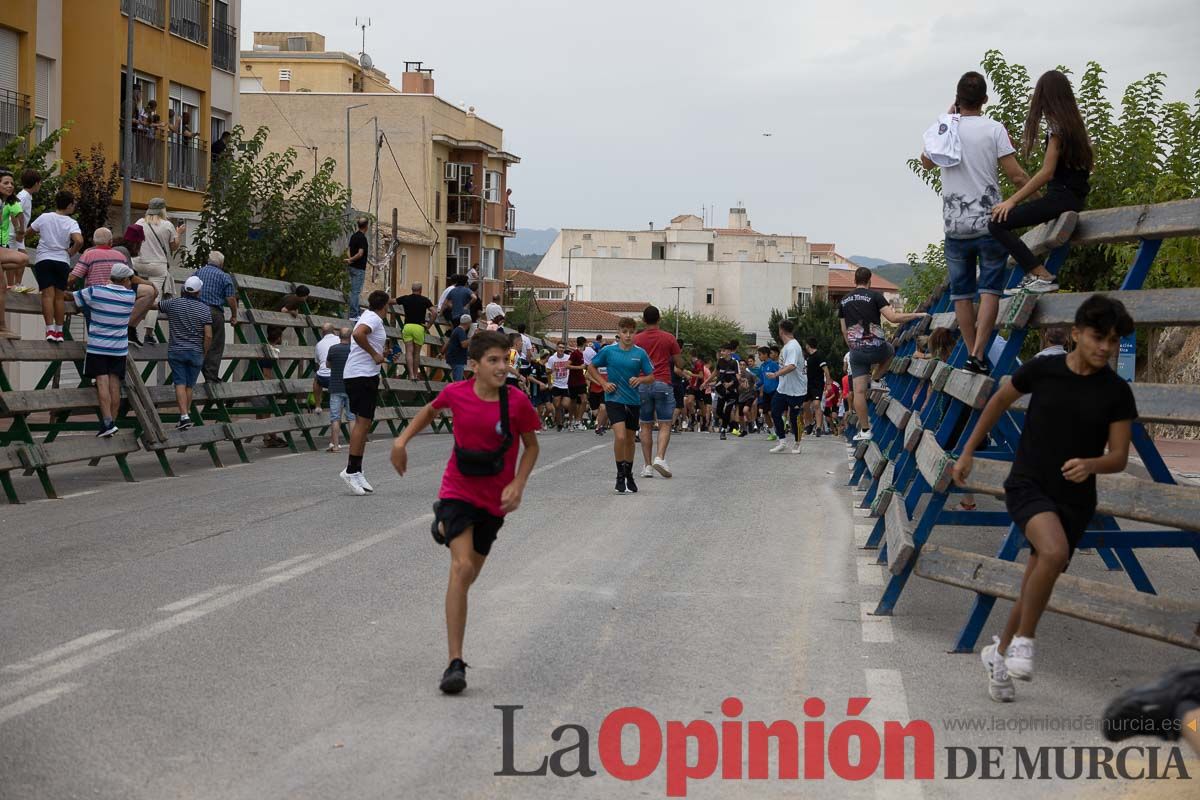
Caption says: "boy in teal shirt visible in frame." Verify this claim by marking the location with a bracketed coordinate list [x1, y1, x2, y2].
[757, 345, 781, 440]
[587, 317, 654, 494]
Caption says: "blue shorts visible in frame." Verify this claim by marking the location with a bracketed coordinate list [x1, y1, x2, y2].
[329, 392, 355, 424]
[639, 380, 676, 424]
[848, 342, 894, 379]
[168, 351, 204, 387]
[316, 374, 330, 390]
[945, 234, 1008, 301]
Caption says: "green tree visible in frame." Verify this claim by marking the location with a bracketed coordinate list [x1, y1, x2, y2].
[766, 298, 848, 378]
[191, 125, 352, 293]
[0, 123, 75, 220]
[504, 291, 547, 339]
[66, 145, 120, 244]
[900, 242, 949, 311]
[659, 309, 744, 361]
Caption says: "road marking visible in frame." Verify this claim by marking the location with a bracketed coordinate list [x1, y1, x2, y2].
[2, 630, 123, 673]
[259, 554, 316, 573]
[864, 669, 923, 799]
[157, 585, 236, 612]
[30, 489, 100, 503]
[0, 682, 82, 725]
[529, 443, 607, 477]
[860, 602, 894, 643]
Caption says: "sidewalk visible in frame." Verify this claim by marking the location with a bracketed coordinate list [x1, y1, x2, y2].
[1151, 437, 1200, 481]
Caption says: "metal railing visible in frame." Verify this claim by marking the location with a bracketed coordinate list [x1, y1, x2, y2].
[120, 0, 166, 29]
[121, 125, 166, 185]
[169, 0, 209, 45]
[212, 21, 237, 72]
[506, 206, 517, 232]
[447, 193, 482, 226]
[0, 90, 31, 151]
[167, 132, 208, 191]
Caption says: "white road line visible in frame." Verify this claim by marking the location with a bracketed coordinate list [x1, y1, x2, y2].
[853, 506, 872, 518]
[860, 602, 894, 643]
[864, 669, 924, 799]
[259, 554, 316, 573]
[530, 443, 607, 477]
[30, 489, 100, 504]
[156, 585, 236, 612]
[3, 630, 123, 673]
[0, 683, 82, 725]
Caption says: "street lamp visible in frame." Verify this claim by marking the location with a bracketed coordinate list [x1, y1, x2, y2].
[563, 244, 582, 343]
[345, 103, 368, 219]
[668, 285, 687, 339]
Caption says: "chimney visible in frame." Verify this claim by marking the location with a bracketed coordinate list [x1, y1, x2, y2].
[401, 61, 435, 94]
[728, 206, 749, 230]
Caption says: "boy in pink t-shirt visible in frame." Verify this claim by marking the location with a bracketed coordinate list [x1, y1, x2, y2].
[390, 330, 541, 694]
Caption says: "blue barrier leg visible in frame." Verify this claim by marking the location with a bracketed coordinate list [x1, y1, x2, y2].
[952, 523, 1027, 653]
[865, 516, 885, 550]
[875, 491, 947, 616]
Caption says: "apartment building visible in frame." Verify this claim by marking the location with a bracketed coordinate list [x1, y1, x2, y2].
[0, 1, 62, 153]
[532, 206, 830, 341]
[241, 32, 518, 302]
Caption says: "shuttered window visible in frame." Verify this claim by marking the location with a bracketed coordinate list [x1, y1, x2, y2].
[0, 28, 19, 94]
[35, 56, 49, 117]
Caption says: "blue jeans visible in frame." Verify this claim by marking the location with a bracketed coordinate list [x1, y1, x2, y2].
[945, 234, 1008, 302]
[347, 267, 366, 318]
[450, 363, 466, 382]
[168, 351, 204, 387]
[329, 392, 355, 424]
[638, 380, 676, 424]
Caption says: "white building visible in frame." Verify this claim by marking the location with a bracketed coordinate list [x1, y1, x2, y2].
[533, 207, 829, 341]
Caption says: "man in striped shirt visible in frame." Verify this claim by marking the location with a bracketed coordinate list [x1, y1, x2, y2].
[72, 263, 157, 437]
[195, 251, 238, 383]
[68, 227, 128, 288]
[156, 275, 213, 430]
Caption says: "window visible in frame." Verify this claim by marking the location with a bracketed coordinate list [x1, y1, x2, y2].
[399, 250, 408, 285]
[737, 250, 748, 262]
[797, 288, 812, 307]
[287, 36, 307, 51]
[484, 170, 501, 203]
[435, 190, 441, 221]
[169, 0, 209, 45]
[582, 233, 592, 240]
[768, 240, 777, 247]
[811, 255, 820, 264]
[279, 69, 292, 82]
[482, 249, 499, 279]
[596, 246, 609, 258]
[458, 245, 472, 271]
[210, 111, 229, 145]
[34, 57, 51, 143]
[705, 289, 715, 305]
[610, 247, 621, 258]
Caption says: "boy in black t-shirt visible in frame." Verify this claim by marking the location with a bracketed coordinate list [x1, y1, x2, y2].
[953, 295, 1138, 703]
[704, 344, 740, 440]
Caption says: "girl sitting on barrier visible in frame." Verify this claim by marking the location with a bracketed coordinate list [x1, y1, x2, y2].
[953, 294, 1137, 703]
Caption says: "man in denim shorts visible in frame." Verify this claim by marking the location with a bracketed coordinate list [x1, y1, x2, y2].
[325, 328, 355, 452]
[634, 305, 683, 479]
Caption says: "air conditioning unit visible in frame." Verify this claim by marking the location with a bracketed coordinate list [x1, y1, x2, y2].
[446, 236, 459, 253]
[444, 162, 459, 182]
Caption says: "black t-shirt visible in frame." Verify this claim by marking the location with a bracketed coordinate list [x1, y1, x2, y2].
[396, 293, 432, 326]
[1007, 355, 1137, 509]
[838, 289, 889, 349]
[446, 326, 470, 365]
[347, 231, 368, 270]
[715, 358, 738, 394]
[806, 352, 827, 392]
[530, 361, 547, 388]
[1046, 131, 1090, 199]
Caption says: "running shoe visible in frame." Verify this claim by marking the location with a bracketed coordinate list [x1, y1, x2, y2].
[45, 329, 56, 342]
[614, 472, 627, 494]
[852, 429, 873, 442]
[981, 636, 1016, 702]
[340, 469, 366, 496]
[624, 468, 638, 493]
[175, 418, 194, 431]
[963, 356, 991, 375]
[1004, 636, 1035, 681]
[1005, 274, 1059, 295]
[640, 465, 654, 479]
[652, 457, 672, 478]
[770, 441, 789, 454]
[51, 330, 64, 342]
[97, 421, 119, 438]
[1102, 664, 1200, 742]
[766, 433, 778, 441]
[791, 442, 803, 454]
[730, 427, 740, 437]
[439, 659, 469, 694]
[719, 430, 727, 440]
[142, 332, 157, 345]
[356, 473, 374, 493]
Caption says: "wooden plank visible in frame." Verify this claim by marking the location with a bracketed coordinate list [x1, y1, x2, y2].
[382, 378, 427, 394]
[123, 357, 168, 444]
[233, 273, 294, 295]
[144, 424, 229, 450]
[1006, 210, 1077, 269]
[854, 439, 869, 461]
[885, 500, 915, 575]
[225, 415, 303, 440]
[943, 369, 994, 409]
[0, 340, 86, 361]
[204, 379, 287, 401]
[864, 441, 888, 479]
[308, 314, 349, 332]
[998, 292, 1039, 329]
[930, 312, 958, 332]
[1, 431, 141, 470]
[871, 484, 894, 518]
[1071, 197, 1200, 247]
[903, 412, 924, 453]
[907, 357, 938, 381]
[301, 286, 345, 304]
[885, 398, 912, 431]
[930, 362, 954, 392]
[889, 357, 910, 375]
[0, 388, 99, 415]
[874, 395, 891, 420]
[1029, 289, 1200, 329]
[914, 544, 1200, 650]
[237, 309, 311, 329]
[1009, 381, 1200, 426]
[916, 430, 954, 493]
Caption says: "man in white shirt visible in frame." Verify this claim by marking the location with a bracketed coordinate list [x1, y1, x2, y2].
[485, 294, 504, 322]
[14, 170, 39, 256]
[766, 319, 807, 454]
[313, 323, 340, 409]
[339, 290, 390, 496]
[545, 340, 572, 431]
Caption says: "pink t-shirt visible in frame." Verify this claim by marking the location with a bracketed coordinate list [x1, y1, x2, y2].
[634, 327, 681, 384]
[432, 380, 542, 516]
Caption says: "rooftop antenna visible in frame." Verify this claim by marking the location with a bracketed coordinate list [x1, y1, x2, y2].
[355, 17, 373, 69]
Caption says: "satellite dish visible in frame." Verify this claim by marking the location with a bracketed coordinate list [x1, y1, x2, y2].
[359, 52, 374, 69]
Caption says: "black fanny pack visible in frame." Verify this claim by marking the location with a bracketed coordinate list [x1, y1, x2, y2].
[453, 387, 513, 476]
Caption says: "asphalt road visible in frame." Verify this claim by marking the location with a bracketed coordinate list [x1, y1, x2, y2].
[1, 428, 1196, 799]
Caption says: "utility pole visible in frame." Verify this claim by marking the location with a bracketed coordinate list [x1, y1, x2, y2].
[668, 285, 687, 339]
[121, 3, 136, 230]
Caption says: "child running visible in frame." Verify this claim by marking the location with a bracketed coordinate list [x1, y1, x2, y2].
[390, 331, 541, 694]
[586, 317, 655, 494]
[952, 294, 1137, 703]
[990, 70, 1093, 296]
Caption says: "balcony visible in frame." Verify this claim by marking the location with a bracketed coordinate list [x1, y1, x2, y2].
[120, 0, 166, 29]
[169, 0, 209, 46]
[212, 21, 237, 73]
[121, 125, 165, 185]
[167, 132, 208, 191]
[0, 90, 31, 152]
[506, 206, 516, 233]
[447, 193, 482, 227]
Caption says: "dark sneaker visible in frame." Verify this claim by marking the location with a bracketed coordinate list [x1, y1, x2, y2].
[439, 658, 469, 694]
[614, 472, 627, 494]
[127, 328, 142, 348]
[430, 501, 446, 545]
[963, 356, 991, 375]
[624, 467, 638, 494]
[142, 332, 157, 345]
[175, 418, 194, 431]
[1102, 664, 1200, 742]
[719, 429, 727, 440]
[98, 422, 119, 438]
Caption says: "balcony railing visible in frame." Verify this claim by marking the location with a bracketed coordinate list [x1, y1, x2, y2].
[0, 90, 31, 152]
[447, 193, 482, 226]
[121, 125, 166, 185]
[212, 21, 237, 72]
[506, 206, 516, 232]
[169, 0, 209, 46]
[120, 0, 166, 29]
[167, 132, 208, 191]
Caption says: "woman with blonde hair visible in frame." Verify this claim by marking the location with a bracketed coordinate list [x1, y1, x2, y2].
[132, 197, 183, 345]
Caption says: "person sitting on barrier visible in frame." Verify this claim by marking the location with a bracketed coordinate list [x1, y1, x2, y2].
[1103, 664, 1200, 757]
[70, 227, 129, 293]
[1035, 325, 1070, 358]
[325, 327, 354, 453]
[155, 276, 213, 431]
[72, 263, 157, 438]
[280, 285, 311, 317]
[920, 71, 1030, 377]
[990, 70, 1093, 297]
[839, 266, 929, 441]
[0, 170, 30, 296]
[953, 294, 1137, 702]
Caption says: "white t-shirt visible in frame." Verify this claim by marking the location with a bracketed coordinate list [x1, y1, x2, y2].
[485, 302, 504, 321]
[520, 333, 532, 358]
[13, 189, 33, 251]
[939, 115, 1015, 239]
[582, 345, 596, 367]
[776, 338, 808, 397]
[314, 332, 340, 378]
[31, 212, 81, 264]
[546, 353, 571, 389]
[343, 309, 386, 379]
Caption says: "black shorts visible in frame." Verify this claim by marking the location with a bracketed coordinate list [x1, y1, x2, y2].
[344, 375, 380, 419]
[83, 352, 126, 379]
[689, 388, 708, 404]
[739, 394, 755, 408]
[33, 259, 70, 291]
[805, 385, 824, 403]
[551, 386, 570, 399]
[606, 402, 641, 428]
[673, 382, 685, 407]
[1004, 476, 1094, 565]
[569, 384, 587, 399]
[316, 374, 330, 390]
[587, 391, 604, 410]
[434, 498, 504, 557]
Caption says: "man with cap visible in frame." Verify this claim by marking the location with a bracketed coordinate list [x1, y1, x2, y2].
[442, 313, 473, 382]
[156, 275, 214, 430]
[195, 250, 239, 383]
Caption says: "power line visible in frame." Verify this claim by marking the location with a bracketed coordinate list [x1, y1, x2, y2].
[242, 64, 315, 155]
[380, 130, 438, 244]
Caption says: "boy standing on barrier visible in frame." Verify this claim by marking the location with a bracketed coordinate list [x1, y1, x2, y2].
[390, 331, 541, 694]
[586, 317, 655, 494]
[339, 290, 391, 496]
[953, 294, 1137, 703]
[156, 276, 213, 430]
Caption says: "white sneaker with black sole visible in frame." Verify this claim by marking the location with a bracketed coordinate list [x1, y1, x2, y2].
[981, 636, 1016, 702]
[1005, 275, 1059, 295]
[852, 429, 873, 442]
[1005, 636, 1035, 681]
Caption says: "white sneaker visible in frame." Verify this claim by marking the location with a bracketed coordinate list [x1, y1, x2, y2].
[1005, 636, 1035, 681]
[1005, 274, 1059, 295]
[340, 469, 366, 496]
[769, 441, 789, 454]
[652, 457, 672, 478]
[356, 473, 374, 493]
[853, 429, 873, 442]
[791, 442, 803, 454]
[640, 465, 654, 478]
[981, 637, 1016, 702]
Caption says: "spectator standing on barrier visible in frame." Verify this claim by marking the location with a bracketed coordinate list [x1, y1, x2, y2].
[70, 228, 127, 289]
[389, 330, 542, 694]
[395, 282, 434, 379]
[485, 294, 504, 322]
[767, 319, 806, 454]
[991, 70, 1092, 296]
[921, 71, 1029, 376]
[339, 290, 390, 495]
[313, 322, 339, 411]
[344, 217, 369, 319]
[195, 251, 238, 383]
[156, 276, 212, 430]
[133, 198, 184, 346]
[30, 190, 83, 343]
[443, 313, 473, 382]
[634, 305, 683, 478]
[73, 263, 157, 437]
[325, 327, 354, 453]
[953, 295, 1137, 703]
[3, 170, 40, 293]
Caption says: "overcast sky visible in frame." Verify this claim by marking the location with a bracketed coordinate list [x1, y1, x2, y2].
[242, 0, 1200, 261]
